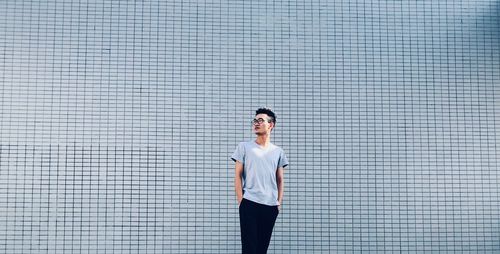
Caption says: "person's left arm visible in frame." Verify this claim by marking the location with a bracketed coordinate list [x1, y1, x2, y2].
[276, 167, 284, 210]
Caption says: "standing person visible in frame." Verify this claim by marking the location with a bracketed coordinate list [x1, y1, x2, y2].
[232, 108, 289, 254]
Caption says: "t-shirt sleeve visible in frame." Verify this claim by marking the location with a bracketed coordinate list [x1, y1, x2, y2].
[278, 150, 289, 168]
[231, 143, 245, 163]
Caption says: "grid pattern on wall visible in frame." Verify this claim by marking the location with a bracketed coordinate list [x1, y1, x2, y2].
[1, 1, 499, 253]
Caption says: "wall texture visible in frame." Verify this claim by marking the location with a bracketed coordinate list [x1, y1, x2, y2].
[1, 0, 499, 253]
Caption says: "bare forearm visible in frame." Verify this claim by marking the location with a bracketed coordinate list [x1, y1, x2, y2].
[277, 178, 284, 205]
[234, 176, 243, 203]
[234, 161, 244, 204]
[276, 167, 285, 206]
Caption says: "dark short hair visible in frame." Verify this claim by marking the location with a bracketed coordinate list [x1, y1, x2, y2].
[255, 108, 276, 125]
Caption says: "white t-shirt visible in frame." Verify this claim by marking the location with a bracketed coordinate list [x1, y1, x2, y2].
[231, 140, 289, 206]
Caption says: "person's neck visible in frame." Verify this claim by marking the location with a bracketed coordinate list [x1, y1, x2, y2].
[255, 134, 271, 147]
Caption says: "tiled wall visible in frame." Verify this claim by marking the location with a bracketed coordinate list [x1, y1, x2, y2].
[1, 1, 499, 253]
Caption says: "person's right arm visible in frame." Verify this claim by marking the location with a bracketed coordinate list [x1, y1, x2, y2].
[234, 161, 244, 204]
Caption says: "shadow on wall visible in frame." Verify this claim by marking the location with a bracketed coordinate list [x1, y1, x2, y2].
[470, 1, 500, 60]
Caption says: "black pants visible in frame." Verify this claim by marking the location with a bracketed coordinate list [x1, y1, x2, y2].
[239, 198, 279, 254]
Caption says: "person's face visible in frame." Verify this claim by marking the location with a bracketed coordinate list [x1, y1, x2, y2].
[252, 113, 274, 135]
